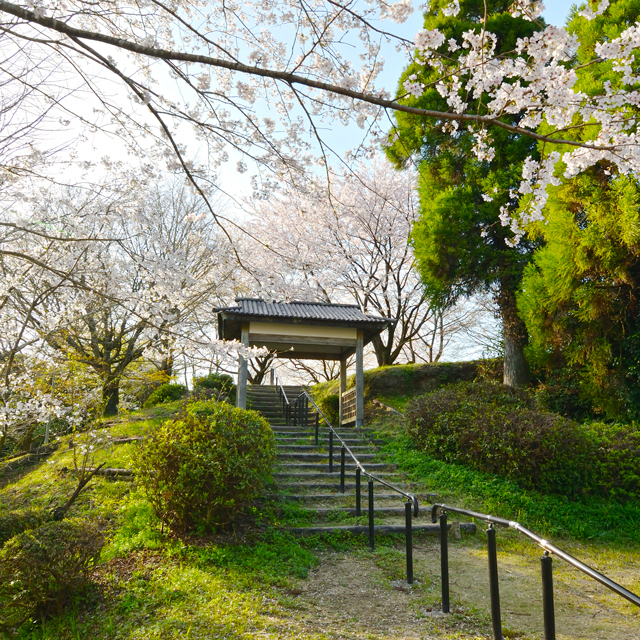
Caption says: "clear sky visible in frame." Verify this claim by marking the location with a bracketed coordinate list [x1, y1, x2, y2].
[542, 0, 577, 26]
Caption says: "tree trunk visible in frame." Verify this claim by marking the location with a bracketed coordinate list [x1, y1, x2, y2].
[248, 354, 275, 385]
[371, 332, 393, 367]
[159, 354, 174, 378]
[498, 288, 530, 388]
[102, 379, 120, 417]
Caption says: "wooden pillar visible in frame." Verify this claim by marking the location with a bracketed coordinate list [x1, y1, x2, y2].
[237, 322, 249, 409]
[356, 329, 364, 428]
[339, 356, 347, 426]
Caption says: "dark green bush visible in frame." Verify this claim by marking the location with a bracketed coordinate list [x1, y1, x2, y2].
[143, 382, 187, 407]
[135, 400, 275, 533]
[406, 382, 596, 496]
[583, 422, 640, 501]
[0, 520, 103, 629]
[193, 373, 236, 403]
[0, 508, 49, 545]
[317, 393, 339, 426]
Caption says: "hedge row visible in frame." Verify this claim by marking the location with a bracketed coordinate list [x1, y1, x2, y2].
[406, 382, 640, 500]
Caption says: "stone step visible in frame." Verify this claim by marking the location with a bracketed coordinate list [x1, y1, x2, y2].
[303, 506, 422, 517]
[272, 427, 360, 436]
[273, 481, 409, 492]
[276, 444, 376, 452]
[273, 432, 372, 444]
[273, 471, 400, 481]
[266, 492, 412, 501]
[287, 522, 477, 536]
[277, 462, 396, 472]
[277, 452, 378, 461]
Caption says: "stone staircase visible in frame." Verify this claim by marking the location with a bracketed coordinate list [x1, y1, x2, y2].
[247, 385, 468, 536]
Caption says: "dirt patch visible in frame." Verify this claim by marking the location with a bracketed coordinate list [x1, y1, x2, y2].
[288, 537, 640, 640]
[294, 552, 439, 639]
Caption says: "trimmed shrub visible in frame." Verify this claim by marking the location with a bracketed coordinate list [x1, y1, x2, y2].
[0, 520, 103, 629]
[193, 373, 236, 403]
[135, 400, 275, 532]
[143, 383, 187, 407]
[406, 382, 596, 496]
[0, 508, 49, 545]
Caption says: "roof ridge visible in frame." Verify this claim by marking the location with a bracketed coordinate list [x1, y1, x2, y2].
[235, 297, 360, 309]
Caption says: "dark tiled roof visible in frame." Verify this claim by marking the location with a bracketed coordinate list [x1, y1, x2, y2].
[221, 298, 392, 324]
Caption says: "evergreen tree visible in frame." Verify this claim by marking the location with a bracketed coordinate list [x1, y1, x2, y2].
[517, 0, 640, 415]
[386, 0, 542, 386]
[519, 168, 640, 415]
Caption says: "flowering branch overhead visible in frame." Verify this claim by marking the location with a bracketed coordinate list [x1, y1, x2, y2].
[0, 0, 639, 235]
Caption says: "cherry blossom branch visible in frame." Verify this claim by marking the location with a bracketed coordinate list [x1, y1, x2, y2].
[0, 0, 625, 153]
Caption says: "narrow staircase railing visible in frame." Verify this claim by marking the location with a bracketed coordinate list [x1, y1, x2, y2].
[271, 371, 418, 584]
[431, 503, 640, 640]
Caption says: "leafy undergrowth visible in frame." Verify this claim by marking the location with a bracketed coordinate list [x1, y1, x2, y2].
[4, 396, 640, 639]
[371, 414, 640, 545]
[0, 405, 328, 640]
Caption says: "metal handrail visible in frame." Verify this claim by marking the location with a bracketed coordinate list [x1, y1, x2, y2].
[293, 390, 419, 517]
[264, 371, 417, 583]
[431, 503, 640, 608]
[272, 369, 289, 405]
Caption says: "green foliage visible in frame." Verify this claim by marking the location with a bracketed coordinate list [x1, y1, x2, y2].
[385, 0, 540, 302]
[0, 520, 103, 629]
[582, 422, 640, 502]
[406, 382, 595, 495]
[406, 381, 640, 500]
[193, 372, 236, 403]
[385, 0, 540, 385]
[317, 393, 339, 426]
[516, 0, 640, 416]
[0, 508, 49, 545]
[185, 528, 318, 584]
[519, 169, 640, 417]
[143, 382, 187, 407]
[135, 400, 276, 533]
[384, 435, 640, 542]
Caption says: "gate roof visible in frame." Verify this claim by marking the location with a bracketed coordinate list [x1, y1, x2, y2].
[218, 298, 394, 360]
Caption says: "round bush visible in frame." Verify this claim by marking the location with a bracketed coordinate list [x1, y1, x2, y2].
[583, 421, 640, 501]
[317, 393, 339, 426]
[143, 382, 187, 407]
[135, 400, 275, 532]
[192, 373, 236, 403]
[0, 520, 103, 629]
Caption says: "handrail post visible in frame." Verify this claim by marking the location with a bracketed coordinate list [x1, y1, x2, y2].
[340, 447, 346, 493]
[440, 511, 450, 613]
[541, 552, 556, 640]
[368, 478, 374, 550]
[487, 524, 502, 640]
[329, 430, 334, 473]
[405, 501, 413, 584]
[355, 467, 361, 516]
[314, 413, 319, 446]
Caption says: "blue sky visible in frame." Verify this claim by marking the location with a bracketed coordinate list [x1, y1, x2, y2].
[542, 0, 577, 26]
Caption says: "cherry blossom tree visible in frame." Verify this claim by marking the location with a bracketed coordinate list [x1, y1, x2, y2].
[237, 158, 480, 366]
[0, 0, 637, 233]
[0, 171, 249, 417]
